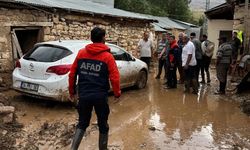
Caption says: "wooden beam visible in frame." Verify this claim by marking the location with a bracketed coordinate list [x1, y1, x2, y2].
[11, 39, 18, 60]
[1, 22, 53, 27]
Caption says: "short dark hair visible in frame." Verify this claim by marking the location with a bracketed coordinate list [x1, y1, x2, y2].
[190, 32, 196, 37]
[203, 34, 208, 39]
[170, 35, 175, 39]
[91, 27, 106, 43]
[219, 37, 227, 43]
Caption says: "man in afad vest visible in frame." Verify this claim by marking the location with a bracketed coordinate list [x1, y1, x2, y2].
[68, 27, 121, 150]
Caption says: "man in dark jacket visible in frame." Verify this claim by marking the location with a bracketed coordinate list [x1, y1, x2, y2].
[177, 32, 185, 84]
[190, 32, 203, 84]
[68, 27, 121, 150]
[165, 35, 178, 89]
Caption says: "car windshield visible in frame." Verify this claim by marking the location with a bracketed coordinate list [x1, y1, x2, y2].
[110, 46, 128, 61]
[23, 45, 72, 62]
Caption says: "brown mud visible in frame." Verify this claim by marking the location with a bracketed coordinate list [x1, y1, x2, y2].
[1, 70, 250, 150]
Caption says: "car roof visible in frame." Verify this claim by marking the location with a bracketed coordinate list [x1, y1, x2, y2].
[38, 40, 120, 52]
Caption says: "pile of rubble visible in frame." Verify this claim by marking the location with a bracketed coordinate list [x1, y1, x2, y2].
[0, 76, 8, 91]
[0, 93, 15, 124]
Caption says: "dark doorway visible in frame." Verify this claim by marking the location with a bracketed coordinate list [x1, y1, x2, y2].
[12, 27, 42, 55]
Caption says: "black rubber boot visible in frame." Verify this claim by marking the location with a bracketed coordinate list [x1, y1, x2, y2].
[220, 82, 226, 94]
[206, 71, 211, 83]
[191, 79, 199, 94]
[71, 128, 85, 150]
[184, 80, 190, 93]
[99, 133, 108, 150]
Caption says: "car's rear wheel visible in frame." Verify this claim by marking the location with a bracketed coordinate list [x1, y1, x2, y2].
[135, 70, 147, 89]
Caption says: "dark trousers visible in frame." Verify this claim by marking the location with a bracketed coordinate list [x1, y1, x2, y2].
[77, 98, 110, 134]
[184, 66, 198, 92]
[167, 66, 177, 88]
[201, 56, 212, 82]
[216, 64, 230, 93]
[156, 58, 167, 78]
[196, 59, 203, 82]
[140, 57, 151, 70]
[177, 61, 184, 83]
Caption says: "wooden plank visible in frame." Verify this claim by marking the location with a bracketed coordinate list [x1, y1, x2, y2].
[11, 39, 18, 60]
[11, 31, 23, 58]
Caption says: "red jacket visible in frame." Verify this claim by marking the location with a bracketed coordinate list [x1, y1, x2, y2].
[68, 43, 121, 99]
[169, 40, 179, 63]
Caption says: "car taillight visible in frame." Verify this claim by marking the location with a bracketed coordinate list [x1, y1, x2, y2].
[15, 60, 21, 68]
[46, 65, 72, 75]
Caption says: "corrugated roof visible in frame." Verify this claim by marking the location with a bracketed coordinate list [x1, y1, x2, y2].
[142, 15, 186, 30]
[4, 0, 155, 21]
[171, 19, 199, 28]
[152, 23, 167, 32]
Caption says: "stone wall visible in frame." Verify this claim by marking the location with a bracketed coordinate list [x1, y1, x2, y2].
[0, 6, 152, 84]
[234, 4, 250, 53]
[233, 5, 250, 32]
[44, 13, 152, 57]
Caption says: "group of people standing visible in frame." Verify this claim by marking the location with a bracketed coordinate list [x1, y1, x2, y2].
[138, 31, 244, 95]
[138, 31, 216, 94]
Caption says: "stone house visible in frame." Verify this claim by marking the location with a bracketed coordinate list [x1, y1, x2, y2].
[0, 0, 155, 86]
[205, 3, 234, 59]
[205, 0, 250, 58]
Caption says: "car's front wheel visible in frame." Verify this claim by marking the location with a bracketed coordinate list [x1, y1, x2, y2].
[135, 70, 147, 89]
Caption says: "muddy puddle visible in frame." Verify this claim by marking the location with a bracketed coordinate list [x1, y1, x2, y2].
[2, 72, 250, 150]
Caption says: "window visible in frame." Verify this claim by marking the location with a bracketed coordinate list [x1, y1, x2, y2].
[110, 46, 128, 61]
[24, 45, 72, 62]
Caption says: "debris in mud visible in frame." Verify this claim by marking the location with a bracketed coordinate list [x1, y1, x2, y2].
[148, 126, 161, 131]
[0, 77, 3, 84]
[241, 99, 250, 115]
[140, 142, 147, 148]
[0, 77, 9, 91]
[0, 121, 24, 150]
[13, 121, 76, 149]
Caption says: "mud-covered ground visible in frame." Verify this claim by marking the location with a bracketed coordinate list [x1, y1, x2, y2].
[1, 69, 250, 150]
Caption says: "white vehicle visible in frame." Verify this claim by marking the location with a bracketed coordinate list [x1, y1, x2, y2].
[12, 40, 148, 101]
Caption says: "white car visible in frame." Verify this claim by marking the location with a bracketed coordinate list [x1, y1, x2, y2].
[12, 40, 148, 101]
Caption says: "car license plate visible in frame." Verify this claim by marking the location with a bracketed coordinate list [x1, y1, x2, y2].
[21, 82, 39, 92]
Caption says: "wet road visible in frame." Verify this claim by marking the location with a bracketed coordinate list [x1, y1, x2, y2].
[7, 74, 250, 150]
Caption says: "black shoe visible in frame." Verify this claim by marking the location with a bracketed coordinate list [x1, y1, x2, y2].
[99, 133, 108, 150]
[178, 80, 184, 84]
[71, 128, 85, 150]
[155, 76, 160, 79]
[214, 90, 225, 95]
[162, 82, 167, 85]
[200, 80, 205, 84]
[192, 91, 198, 94]
[164, 86, 172, 89]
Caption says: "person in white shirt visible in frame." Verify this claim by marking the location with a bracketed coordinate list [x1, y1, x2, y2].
[138, 32, 153, 70]
[200, 34, 215, 84]
[182, 35, 198, 94]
